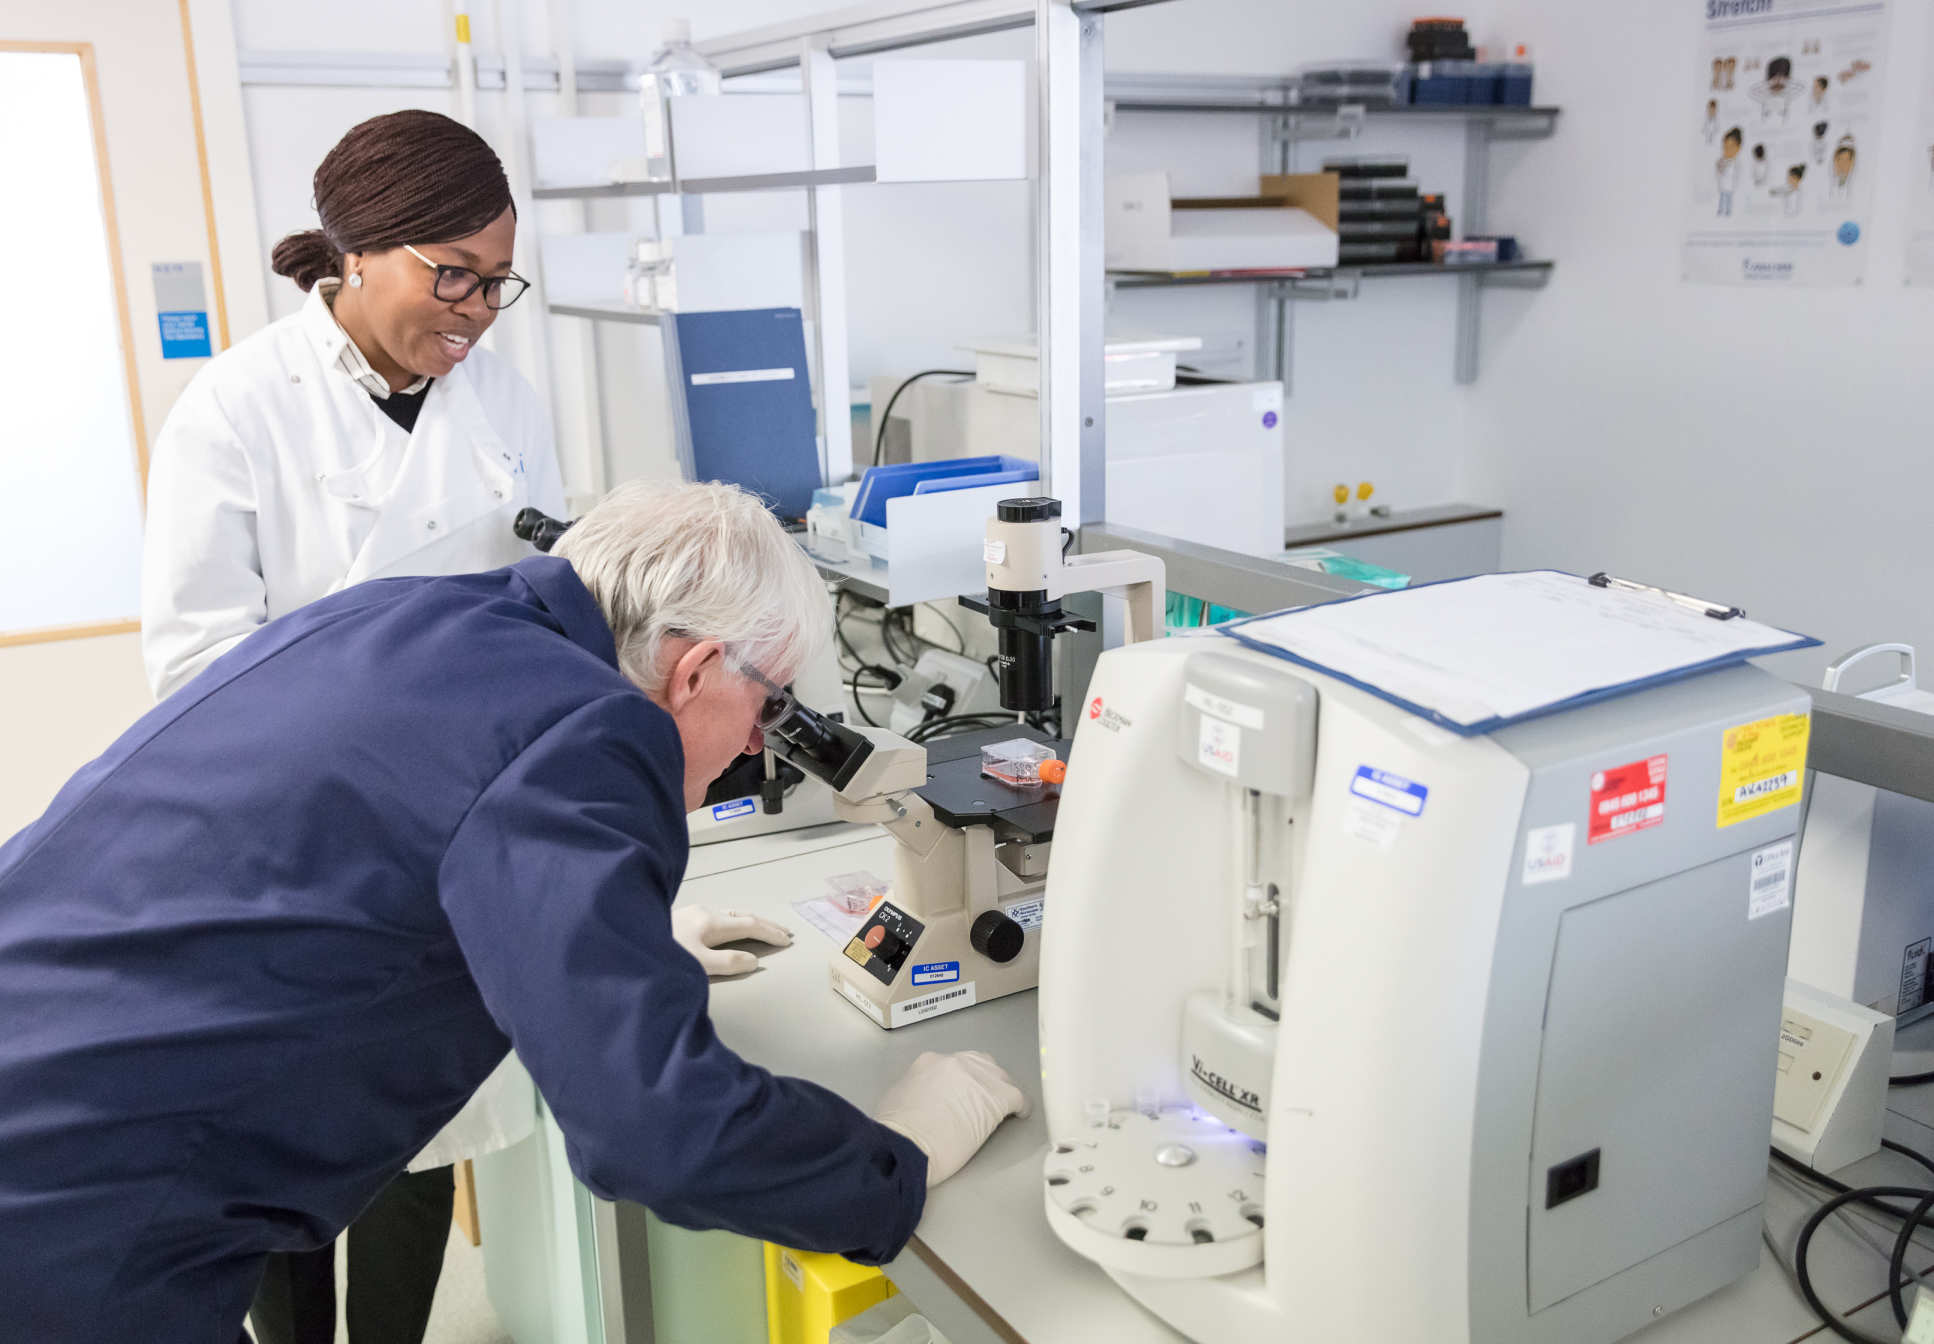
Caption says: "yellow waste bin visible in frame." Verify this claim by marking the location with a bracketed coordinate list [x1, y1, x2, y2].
[763, 1243, 896, 1344]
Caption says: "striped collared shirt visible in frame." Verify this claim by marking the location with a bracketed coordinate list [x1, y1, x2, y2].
[315, 277, 431, 400]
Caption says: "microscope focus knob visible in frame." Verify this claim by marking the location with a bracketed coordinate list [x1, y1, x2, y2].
[970, 910, 1025, 964]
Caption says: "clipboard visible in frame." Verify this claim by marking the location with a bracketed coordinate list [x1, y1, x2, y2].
[1216, 569, 1819, 737]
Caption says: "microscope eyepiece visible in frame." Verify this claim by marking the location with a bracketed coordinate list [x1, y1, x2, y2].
[513, 509, 574, 553]
[765, 701, 876, 795]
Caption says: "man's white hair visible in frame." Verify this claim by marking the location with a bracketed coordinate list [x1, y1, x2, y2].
[552, 479, 831, 697]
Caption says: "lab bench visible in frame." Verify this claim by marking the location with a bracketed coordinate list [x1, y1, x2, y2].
[489, 819, 1934, 1344]
[1282, 501, 1502, 584]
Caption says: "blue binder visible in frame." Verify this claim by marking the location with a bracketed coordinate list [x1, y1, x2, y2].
[673, 308, 821, 521]
[849, 456, 1039, 528]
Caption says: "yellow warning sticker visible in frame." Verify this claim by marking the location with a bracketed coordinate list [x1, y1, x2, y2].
[1716, 713, 1811, 828]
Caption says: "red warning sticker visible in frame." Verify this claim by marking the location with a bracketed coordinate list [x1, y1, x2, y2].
[1588, 755, 1668, 845]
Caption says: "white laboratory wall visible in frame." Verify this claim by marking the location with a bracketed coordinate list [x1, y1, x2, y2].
[1467, 0, 1934, 683]
[225, 0, 1497, 524]
[0, 636, 154, 841]
[1105, 0, 1495, 524]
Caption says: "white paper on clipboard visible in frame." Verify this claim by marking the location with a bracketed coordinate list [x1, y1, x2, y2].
[1222, 571, 1814, 733]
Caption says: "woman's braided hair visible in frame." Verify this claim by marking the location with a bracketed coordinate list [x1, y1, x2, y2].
[271, 110, 514, 292]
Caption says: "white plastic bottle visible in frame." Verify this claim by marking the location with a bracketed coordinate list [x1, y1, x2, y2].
[639, 18, 721, 182]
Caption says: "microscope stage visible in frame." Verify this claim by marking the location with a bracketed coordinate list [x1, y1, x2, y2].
[914, 724, 1072, 843]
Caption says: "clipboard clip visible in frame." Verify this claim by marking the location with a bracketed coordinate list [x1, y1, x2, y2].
[1588, 572, 1744, 621]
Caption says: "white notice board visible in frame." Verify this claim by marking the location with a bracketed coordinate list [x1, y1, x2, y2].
[1219, 570, 1818, 735]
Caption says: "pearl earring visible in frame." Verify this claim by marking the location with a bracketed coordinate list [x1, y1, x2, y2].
[348, 273, 363, 289]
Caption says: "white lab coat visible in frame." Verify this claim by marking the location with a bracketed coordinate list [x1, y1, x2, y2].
[141, 282, 564, 1169]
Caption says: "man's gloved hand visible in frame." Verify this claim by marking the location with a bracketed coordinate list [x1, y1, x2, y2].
[670, 906, 793, 977]
[874, 1051, 1032, 1187]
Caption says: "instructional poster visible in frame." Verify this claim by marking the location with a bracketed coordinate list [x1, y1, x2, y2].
[1907, 11, 1934, 284]
[1683, 0, 1888, 286]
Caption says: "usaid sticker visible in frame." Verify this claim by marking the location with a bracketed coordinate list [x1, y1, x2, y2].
[710, 798, 756, 821]
[1522, 823, 1576, 886]
[910, 960, 961, 986]
[1198, 717, 1241, 776]
[1351, 766, 1428, 817]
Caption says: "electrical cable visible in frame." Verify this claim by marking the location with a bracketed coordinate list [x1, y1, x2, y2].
[1769, 1146, 1934, 1339]
[906, 715, 1000, 744]
[1889, 1189, 1934, 1328]
[871, 369, 973, 467]
[1893, 1071, 1934, 1086]
[835, 594, 896, 679]
[1769, 1157, 1934, 1315]
[1883, 1137, 1934, 1327]
[1769, 1163, 1906, 1285]
[1887, 1138, 1934, 1182]
[849, 670, 882, 725]
[1794, 1185, 1929, 1344]
[905, 713, 1020, 745]
[834, 592, 899, 727]
[879, 609, 919, 670]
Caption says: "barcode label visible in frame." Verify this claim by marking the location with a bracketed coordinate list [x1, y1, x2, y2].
[890, 980, 978, 1028]
[1747, 840, 1794, 921]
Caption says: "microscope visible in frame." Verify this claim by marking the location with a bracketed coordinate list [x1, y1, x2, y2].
[520, 499, 1165, 1028]
[767, 497, 1163, 1029]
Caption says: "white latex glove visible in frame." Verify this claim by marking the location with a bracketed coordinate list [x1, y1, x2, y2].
[873, 1051, 1032, 1187]
[670, 906, 793, 977]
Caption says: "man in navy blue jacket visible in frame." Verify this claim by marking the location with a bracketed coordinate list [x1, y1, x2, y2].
[0, 480, 1027, 1342]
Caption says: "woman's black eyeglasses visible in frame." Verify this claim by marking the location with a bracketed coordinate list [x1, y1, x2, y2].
[403, 244, 530, 310]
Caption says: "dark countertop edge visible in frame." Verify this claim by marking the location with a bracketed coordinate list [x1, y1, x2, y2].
[1284, 503, 1503, 547]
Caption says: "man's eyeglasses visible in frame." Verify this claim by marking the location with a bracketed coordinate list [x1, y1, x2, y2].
[402, 244, 531, 310]
[732, 658, 797, 734]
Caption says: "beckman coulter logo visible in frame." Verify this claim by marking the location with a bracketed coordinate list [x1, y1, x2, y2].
[1088, 697, 1132, 733]
[1089, 697, 1104, 720]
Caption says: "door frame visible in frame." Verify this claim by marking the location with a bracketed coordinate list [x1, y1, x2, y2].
[0, 11, 231, 649]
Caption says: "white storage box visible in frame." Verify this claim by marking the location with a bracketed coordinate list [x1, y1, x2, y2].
[539, 231, 804, 312]
[963, 378, 1285, 558]
[1106, 172, 1340, 273]
[530, 59, 1025, 191]
[966, 334, 1203, 397]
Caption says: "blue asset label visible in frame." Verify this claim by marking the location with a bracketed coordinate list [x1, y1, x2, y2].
[157, 310, 212, 359]
[910, 961, 961, 986]
[711, 798, 757, 821]
[1350, 766, 1429, 817]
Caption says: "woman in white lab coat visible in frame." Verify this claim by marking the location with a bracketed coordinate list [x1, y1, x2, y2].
[141, 109, 559, 1344]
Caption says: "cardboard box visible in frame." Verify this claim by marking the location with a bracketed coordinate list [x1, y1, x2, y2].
[1106, 172, 1340, 273]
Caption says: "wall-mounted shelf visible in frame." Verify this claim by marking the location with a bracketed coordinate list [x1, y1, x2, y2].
[1104, 73, 1560, 138]
[1111, 258, 1555, 301]
[533, 165, 878, 200]
[1110, 96, 1560, 142]
[1106, 72, 1560, 388]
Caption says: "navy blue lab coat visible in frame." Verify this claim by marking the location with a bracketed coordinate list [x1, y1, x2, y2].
[0, 557, 926, 1342]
